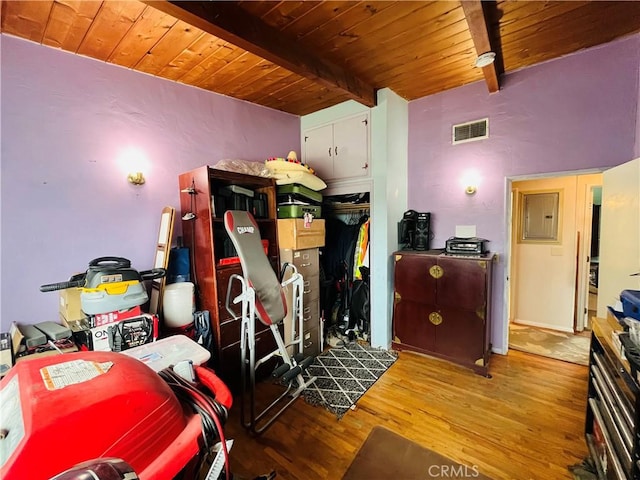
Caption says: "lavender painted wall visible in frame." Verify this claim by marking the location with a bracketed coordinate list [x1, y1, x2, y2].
[408, 34, 640, 353]
[1, 35, 300, 331]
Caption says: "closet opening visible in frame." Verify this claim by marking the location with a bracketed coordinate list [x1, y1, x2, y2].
[320, 192, 371, 348]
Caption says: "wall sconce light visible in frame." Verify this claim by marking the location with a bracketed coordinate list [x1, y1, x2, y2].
[127, 171, 145, 185]
[119, 147, 149, 186]
[461, 169, 480, 196]
[474, 52, 496, 68]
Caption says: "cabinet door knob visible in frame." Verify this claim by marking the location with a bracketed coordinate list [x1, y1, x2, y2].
[429, 265, 444, 279]
[429, 312, 443, 326]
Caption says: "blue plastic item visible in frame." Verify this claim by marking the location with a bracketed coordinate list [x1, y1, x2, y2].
[168, 247, 190, 283]
[621, 290, 640, 321]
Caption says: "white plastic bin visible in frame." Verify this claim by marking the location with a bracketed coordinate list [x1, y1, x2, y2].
[163, 282, 195, 328]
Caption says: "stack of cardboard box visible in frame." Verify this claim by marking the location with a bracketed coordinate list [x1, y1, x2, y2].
[59, 288, 158, 352]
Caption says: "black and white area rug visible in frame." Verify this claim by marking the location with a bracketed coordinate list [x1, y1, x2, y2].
[302, 342, 398, 419]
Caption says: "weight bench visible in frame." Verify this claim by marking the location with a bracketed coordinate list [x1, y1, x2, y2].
[224, 210, 317, 434]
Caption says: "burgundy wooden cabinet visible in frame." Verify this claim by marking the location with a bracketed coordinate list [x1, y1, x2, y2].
[392, 250, 495, 376]
[178, 166, 281, 391]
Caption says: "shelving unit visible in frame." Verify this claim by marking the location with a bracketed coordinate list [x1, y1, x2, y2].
[586, 315, 640, 479]
[178, 166, 281, 391]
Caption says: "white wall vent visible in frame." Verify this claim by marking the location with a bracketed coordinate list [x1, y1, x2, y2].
[452, 118, 489, 145]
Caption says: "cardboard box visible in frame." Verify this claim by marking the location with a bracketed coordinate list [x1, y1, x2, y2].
[90, 306, 143, 328]
[108, 314, 159, 352]
[0, 332, 13, 378]
[59, 288, 86, 322]
[15, 344, 78, 363]
[277, 218, 325, 249]
[69, 314, 158, 352]
[9, 322, 24, 357]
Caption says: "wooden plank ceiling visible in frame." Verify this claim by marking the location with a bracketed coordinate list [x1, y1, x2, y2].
[2, 1, 640, 116]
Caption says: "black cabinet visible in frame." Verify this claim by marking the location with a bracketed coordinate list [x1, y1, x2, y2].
[587, 315, 640, 479]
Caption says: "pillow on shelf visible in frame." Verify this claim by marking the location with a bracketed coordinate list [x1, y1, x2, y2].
[272, 171, 327, 191]
[265, 157, 326, 191]
[265, 157, 314, 173]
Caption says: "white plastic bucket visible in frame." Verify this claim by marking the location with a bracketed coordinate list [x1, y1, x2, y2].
[163, 282, 195, 328]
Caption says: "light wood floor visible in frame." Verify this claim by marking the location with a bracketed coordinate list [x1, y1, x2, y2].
[224, 348, 589, 480]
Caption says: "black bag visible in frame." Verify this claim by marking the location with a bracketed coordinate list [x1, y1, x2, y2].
[348, 266, 370, 336]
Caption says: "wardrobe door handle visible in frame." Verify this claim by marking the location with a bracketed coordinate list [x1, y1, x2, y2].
[328, 147, 332, 157]
[429, 312, 443, 326]
[335, 146, 338, 155]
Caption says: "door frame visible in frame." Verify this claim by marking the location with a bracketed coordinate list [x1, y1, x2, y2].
[502, 168, 605, 352]
[575, 183, 601, 331]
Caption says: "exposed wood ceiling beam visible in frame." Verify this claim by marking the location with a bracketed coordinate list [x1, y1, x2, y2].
[144, 0, 377, 109]
[461, 0, 499, 93]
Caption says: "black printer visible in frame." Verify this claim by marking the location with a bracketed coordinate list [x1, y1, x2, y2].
[445, 237, 489, 256]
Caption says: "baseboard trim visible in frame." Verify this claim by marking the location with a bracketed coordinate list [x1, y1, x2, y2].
[512, 319, 574, 334]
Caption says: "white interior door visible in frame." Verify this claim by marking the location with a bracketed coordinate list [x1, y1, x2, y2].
[575, 176, 603, 331]
[597, 158, 640, 316]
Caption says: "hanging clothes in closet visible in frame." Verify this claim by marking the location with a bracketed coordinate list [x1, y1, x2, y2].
[320, 194, 370, 343]
[353, 217, 370, 280]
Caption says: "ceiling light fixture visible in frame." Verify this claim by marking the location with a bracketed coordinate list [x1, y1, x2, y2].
[474, 52, 496, 68]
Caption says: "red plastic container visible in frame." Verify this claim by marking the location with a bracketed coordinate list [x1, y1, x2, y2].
[0, 351, 202, 480]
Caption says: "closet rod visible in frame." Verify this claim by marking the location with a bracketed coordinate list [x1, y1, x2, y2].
[324, 202, 370, 214]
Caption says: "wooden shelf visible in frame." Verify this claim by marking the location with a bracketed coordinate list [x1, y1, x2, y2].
[178, 165, 280, 392]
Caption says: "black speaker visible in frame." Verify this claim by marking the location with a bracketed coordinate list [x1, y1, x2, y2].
[398, 210, 417, 249]
[414, 212, 431, 250]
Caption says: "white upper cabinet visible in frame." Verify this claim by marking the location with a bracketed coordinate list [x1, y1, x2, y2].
[303, 112, 370, 182]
